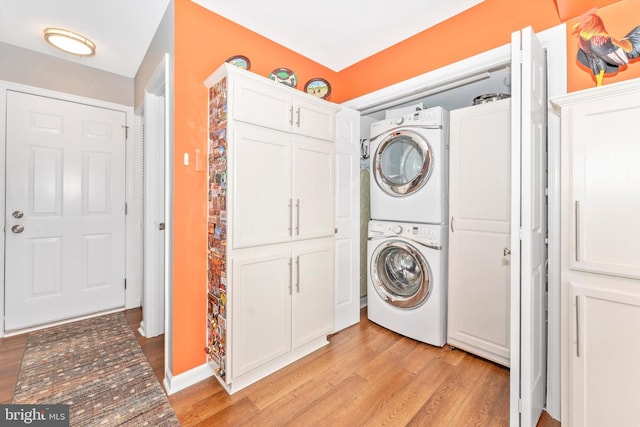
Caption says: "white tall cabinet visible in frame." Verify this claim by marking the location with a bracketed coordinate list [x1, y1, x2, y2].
[205, 64, 339, 393]
[447, 99, 511, 367]
[551, 78, 640, 426]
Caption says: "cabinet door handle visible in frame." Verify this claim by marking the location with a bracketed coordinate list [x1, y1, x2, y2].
[296, 107, 301, 127]
[288, 258, 293, 295]
[575, 200, 580, 262]
[295, 256, 300, 293]
[289, 106, 294, 126]
[288, 199, 293, 236]
[450, 217, 454, 233]
[575, 295, 581, 358]
[295, 199, 300, 236]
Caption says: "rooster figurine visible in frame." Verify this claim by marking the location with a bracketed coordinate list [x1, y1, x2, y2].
[574, 9, 640, 86]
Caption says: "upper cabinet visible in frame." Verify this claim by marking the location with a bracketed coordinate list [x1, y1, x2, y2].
[552, 79, 640, 280]
[231, 71, 337, 141]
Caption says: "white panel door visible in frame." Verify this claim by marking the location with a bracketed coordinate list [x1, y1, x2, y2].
[232, 123, 292, 248]
[293, 137, 334, 240]
[292, 239, 334, 348]
[510, 27, 548, 427]
[334, 107, 361, 332]
[570, 281, 640, 426]
[293, 96, 336, 141]
[5, 90, 126, 331]
[231, 247, 292, 378]
[568, 93, 640, 279]
[448, 99, 511, 367]
[232, 73, 292, 133]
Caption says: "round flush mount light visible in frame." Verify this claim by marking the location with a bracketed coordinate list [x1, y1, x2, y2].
[43, 28, 95, 56]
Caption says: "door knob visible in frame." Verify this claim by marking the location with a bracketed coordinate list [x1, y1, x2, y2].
[11, 224, 24, 233]
[12, 210, 24, 219]
[503, 247, 511, 256]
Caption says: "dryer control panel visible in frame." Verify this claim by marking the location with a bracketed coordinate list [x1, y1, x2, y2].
[370, 106, 446, 139]
[368, 220, 444, 248]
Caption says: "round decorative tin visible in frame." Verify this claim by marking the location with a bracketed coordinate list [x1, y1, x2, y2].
[269, 67, 297, 87]
[304, 78, 331, 99]
[225, 55, 250, 70]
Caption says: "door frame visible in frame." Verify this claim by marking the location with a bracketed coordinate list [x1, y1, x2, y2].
[342, 24, 566, 419]
[0, 80, 137, 337]
[139, 55, 169, 340]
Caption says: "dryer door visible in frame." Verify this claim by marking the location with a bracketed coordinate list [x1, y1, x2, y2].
[372, 129, 433, 197]
[370, 240, 432, 309]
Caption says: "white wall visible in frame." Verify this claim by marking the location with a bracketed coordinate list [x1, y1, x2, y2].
[134, 1, 174, 110]
[0, 42, 133, 106]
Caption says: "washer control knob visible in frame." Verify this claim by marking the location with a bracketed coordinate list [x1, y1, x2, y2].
[393, 225, 403, 234]
[395, 116, 404, 125]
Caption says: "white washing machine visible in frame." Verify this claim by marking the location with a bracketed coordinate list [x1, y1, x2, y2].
[369, 106, 449, 225]
[367, 219, 447, 346]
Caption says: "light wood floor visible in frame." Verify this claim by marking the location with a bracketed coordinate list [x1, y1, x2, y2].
[1, 308, 560, 426]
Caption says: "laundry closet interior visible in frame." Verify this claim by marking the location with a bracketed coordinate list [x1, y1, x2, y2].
[343, 24, 565, 425]
[360, 57, 513, 364]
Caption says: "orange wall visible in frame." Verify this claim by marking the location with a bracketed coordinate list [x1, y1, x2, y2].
[332, 0, 562, 103]
[173, 0, 339, 375]
[172, 0, 640, 375]
[566, 0, 640, 91]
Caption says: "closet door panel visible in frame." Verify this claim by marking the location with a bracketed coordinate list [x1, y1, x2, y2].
[448, 100, 511, 367]
[233, 123, 292, 248]
[569, 96, 640, 279]
[293, 137, 335, 240]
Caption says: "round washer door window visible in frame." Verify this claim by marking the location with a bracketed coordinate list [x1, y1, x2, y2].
[373, 129, 433, 197]
[371, 240, 432, 309]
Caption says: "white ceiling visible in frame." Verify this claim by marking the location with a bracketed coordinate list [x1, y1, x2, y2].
[0, 0, 171, 78]
[0, 0, 484, 78]
[193, 0, 485, 71]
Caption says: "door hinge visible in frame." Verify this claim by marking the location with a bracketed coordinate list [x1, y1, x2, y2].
[519, 227, 523, 240]
[518, 399, 522, 413]
[125, 203, 128, 215]
[122, 125, 129, 140]
[124, 278, 127, 289]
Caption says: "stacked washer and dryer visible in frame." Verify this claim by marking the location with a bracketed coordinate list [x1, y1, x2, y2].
[367, 106, 449, 346]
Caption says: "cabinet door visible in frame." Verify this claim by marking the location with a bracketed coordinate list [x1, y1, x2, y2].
[292, 239, 335, 348]
[232, 74, 293, 133]
[570, 281, 640, 426]
[447, 100, 511, 366]
[231, 248, 292, 378]
[293, 137, 335, 240]
[233, 123, 292, 248]
[569, 93, 640, 279]
[293, 95, 336, 141]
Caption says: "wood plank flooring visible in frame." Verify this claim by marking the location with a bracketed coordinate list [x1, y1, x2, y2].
[1, 309, 561, 426]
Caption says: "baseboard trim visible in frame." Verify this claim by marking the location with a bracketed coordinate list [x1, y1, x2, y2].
[138, 320, 147, 338]
[163, 363, 215, 395]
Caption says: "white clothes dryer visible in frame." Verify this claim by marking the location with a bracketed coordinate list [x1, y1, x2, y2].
[367, 219, 448, 346]
[369, 106, 449, 224]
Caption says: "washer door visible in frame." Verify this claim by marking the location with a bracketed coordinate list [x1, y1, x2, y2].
[370, 240, 432, 309]
[373, 129, 433, 197]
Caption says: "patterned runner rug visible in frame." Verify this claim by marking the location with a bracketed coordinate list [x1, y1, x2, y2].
[13, 312, 181, 426]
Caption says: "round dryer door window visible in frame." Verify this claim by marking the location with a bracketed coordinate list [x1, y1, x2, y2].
[373, 130, 433, 197]
[371, 240, 432, 309]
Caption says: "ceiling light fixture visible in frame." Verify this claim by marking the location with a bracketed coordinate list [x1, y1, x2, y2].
[43, 28, 95, 56]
